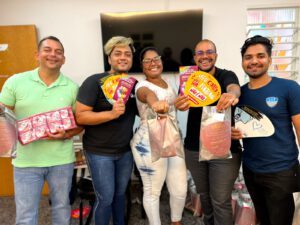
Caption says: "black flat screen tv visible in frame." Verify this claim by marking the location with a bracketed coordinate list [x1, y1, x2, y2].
[100, 9, 203, 73]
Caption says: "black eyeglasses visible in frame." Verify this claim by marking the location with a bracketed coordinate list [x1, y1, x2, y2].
[142, 55, 162, 64]
[194, 49, 216, 57]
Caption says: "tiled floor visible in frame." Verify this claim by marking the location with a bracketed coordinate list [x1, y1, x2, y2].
[0, 184, 204, 225]
[1, 185, 299, 225]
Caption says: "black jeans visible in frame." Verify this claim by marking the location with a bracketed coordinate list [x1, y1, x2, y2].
[185, 149, 241, 225]
[243, 163, 299, 225]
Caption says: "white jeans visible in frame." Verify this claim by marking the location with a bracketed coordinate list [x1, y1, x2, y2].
[131, 126, 187, 225]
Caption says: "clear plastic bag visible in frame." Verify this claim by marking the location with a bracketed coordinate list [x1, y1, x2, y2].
[235, 193, 257, 225]
[185, 170, 202, 216]
[199, 106, 232, 160]
[147, 109, 184, 162]
[0, 105, 17, 158]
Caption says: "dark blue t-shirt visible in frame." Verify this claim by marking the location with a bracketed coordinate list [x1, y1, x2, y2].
[240, 77, 300, 173]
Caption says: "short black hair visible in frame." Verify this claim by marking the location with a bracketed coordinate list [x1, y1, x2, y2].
[139, 46, 159, 63]
[38, 36, 64, 52]
[241, 35, 272, 57]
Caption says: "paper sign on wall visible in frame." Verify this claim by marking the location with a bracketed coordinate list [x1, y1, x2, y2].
[0, 44, 8, 51]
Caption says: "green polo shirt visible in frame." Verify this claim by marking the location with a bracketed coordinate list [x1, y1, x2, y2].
[0, 68, 78, 167]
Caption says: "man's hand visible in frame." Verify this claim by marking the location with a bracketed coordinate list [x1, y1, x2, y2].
[44, 128, 67, 140]
[216, 93, 239, 111]
[174, 95, 190, 111]
[111, 99, 125, 119]
[231, 127, 243, 140]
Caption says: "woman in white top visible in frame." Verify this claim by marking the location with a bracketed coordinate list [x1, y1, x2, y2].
[130, 47, 187, 225]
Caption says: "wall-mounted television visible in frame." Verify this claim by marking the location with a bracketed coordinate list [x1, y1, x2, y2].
[100, 9, 203, 73]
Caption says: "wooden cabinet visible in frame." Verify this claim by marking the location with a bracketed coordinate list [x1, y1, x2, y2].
[0, 25, 48, 196]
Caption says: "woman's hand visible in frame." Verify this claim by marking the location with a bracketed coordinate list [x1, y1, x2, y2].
[174, 95, 190, 111]
[151, 100, 169, 114]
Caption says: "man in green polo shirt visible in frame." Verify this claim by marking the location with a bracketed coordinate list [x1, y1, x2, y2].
[0, 36, 82, 225]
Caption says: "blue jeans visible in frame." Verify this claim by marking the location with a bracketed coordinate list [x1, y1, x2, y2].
[85, 151, 133, 225]
[14, 163, 74, 225]
[185, 149, 241, 225]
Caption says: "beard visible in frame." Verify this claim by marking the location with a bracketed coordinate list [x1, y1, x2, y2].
[245, 67, 269, 80]
[196, 59, 215, 74]
[247, 72, 266, 79]
[197, 64, 214, 73]
[200, 67, 214, 73]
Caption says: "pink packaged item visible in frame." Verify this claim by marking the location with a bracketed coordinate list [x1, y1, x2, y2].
[199, 106, 232, 160]
[17, 106, 77, 145]
[179, 66, 198, 95]
[185, 191, 202, 217]
[235, 194, 256, 225]
[112, 77, 136, 103]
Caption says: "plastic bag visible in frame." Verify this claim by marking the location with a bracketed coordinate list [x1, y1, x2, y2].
[0, 105, 17, 157]
[185, 191, 202, 217]
[185, 170, 202, 216]
[235, 193, 256, 225]
[199, 106, 231, 160]
[147, 109, 184, 162]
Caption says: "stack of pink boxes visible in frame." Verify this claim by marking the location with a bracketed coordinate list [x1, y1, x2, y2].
[17, 106, 77, 145]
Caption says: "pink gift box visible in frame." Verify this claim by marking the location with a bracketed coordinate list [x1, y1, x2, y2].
[17, 106, 77, 145]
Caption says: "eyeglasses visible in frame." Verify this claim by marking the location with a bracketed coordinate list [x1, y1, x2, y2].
[195, 49, 216, 57]
[142, 56, 162, 64]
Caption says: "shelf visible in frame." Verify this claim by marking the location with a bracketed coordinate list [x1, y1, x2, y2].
[271, 56, 298, 64]
[74, 164, 87, 169]
[247, 21, 296, 26]
[273, 41, 298, 45]
[268, 70, 297, 74]
[245, 7, 299, 83]
[269, 71, 298, 80]
[272, 42, 298, 51]
[73, 142, 83, 150]
[247, 27, 298, 37]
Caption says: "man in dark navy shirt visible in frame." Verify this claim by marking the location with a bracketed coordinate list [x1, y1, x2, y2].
[232, 35, 300, 225]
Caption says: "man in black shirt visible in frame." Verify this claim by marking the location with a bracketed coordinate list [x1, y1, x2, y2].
[176, 39, 241, 225]
[75, 36, 137, 225]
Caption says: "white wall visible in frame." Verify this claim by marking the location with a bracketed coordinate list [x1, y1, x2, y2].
[1, 0, 299, 136]
[1, 0, 299, 85]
